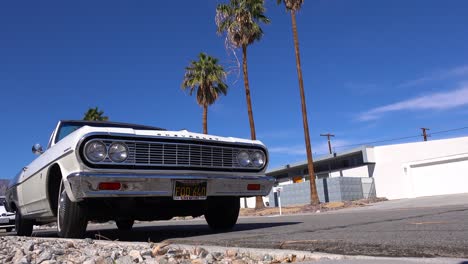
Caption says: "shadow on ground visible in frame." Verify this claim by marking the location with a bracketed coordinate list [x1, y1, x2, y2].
[32, 221, 301, 243]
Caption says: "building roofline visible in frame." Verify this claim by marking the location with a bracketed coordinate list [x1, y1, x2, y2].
[266, 145, 373, 174]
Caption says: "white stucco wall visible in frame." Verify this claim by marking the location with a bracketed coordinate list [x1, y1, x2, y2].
[372, 136, 468, 199]
[329, 165, 370, 178]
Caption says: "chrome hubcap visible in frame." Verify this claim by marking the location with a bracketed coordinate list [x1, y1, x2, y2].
[57, 183, 65, 232]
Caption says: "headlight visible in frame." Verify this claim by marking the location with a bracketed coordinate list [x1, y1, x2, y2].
[108, 142, 128, 163]
[237, 151, 251, 167]
[251, 151, 265, 168]
[85, 141, 107, 162]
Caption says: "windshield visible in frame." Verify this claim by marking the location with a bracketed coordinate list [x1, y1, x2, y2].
[54, 121, 166, 144]
[56, 124, 83, 143]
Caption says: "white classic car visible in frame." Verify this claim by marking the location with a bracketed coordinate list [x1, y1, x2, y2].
[5, 120, 273, 238]
[0, 196, 15, 232]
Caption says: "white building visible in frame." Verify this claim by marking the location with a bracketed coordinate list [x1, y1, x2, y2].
[266, 136, 468, 200]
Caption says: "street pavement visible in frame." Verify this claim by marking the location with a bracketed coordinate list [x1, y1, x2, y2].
[3, 193, 468, 260]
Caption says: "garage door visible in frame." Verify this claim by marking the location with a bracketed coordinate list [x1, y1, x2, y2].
[409, 156, 468, 197]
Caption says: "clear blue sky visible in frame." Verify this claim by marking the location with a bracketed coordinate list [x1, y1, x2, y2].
[1, 0, 468, 178]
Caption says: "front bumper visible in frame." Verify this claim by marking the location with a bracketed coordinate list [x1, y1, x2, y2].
[0, 218, 15, 227]
[66, 172, 275, 202]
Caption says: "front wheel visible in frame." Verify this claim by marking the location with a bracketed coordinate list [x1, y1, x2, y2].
[15, 210, 33, 236]
[205, 197, 240, 231]
[57, 181, 88, 238]
[116, 219, 134, 231]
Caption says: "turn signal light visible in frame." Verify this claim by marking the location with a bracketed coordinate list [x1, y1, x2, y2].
[98, 182, 121, 191]
[247, 184, 261, 191]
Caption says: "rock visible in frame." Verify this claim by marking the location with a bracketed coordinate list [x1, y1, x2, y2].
[74, 255, 88, 263]
[167, 257, 178, 264]
[194, 247, 209, 258]
[191, 259, 207, 264]
[205, 253, 215, 263]
[23, 241, 35, 252]
[85, 249, 99, 257]
[232, 259, 247, 264]
[286, 254, 296, 262]
[158, 257, 169, 264]
[115, 256, 134, 264]
[85, 238, 94, 244]
[110, 251, 120, 260]
[41, 260, 57, 264]
[33, 248, 44, 255]
[83, 259, 96, 264]
[211, 252, 224, 261]
[15, 256, 30, 264]
[12, 249, 25, 263]
[96, 257, 114, 264]
[36, 250, 52, 263]
[141, 249, 152, 257]
[263, 254, 274, 262]
[166, 248, 183, 258]
[66, 242, 75, 248]
[226, 249, 238, 258]
[151, 243, 170, 256]
[128, 250, 143, 263]
[99, 251, 111, 258]
[52, 248, 65, 256]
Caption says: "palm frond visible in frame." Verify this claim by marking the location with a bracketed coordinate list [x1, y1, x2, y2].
[181, 53, 229, 107]
[216, 0, 270, 48]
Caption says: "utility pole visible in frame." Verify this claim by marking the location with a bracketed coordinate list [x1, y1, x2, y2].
[421, 128, 430, 141]
[320, 133, 335, 154]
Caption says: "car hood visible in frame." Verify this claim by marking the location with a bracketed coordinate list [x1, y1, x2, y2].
[80, 126, 266, 147]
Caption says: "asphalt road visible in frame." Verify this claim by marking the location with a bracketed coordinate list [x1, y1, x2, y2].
[4, 194, 468, 259]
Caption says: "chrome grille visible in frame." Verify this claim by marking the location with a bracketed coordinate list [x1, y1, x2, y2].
[99, 139, 261, 170]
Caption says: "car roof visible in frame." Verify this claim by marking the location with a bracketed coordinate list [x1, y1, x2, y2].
[60, 120, 166, 131]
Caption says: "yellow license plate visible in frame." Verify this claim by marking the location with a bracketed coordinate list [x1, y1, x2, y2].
[173, 180, 207, 200]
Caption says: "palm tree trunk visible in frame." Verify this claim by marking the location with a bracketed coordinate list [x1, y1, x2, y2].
[242, 45, 263, 209]
[242, 44, 257, 141]
[203, 105, 208, 134]
[291, 10, 320, 205]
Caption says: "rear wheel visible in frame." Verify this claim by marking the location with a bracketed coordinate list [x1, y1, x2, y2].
[205, 197, 240, 231]
[57, 181, 88, 238]
[116, 219, 134, 231]
[15, 210, 33, 236]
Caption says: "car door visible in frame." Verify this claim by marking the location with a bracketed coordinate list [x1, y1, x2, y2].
[19, 153, 51, 215]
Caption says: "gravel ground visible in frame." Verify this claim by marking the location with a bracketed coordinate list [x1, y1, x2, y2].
[0, 236, 317, 264]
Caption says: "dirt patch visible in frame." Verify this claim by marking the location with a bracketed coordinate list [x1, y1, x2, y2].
[239, 197, 388, 217]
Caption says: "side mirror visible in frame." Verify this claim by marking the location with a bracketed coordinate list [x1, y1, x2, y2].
[32, 144, 44, 155]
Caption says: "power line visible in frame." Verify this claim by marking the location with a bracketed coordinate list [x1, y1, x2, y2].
[430, 126, 468, 135]
[333, 125, 468, 150]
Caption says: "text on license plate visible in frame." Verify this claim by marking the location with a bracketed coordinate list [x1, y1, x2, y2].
[173, 180, 207, 200]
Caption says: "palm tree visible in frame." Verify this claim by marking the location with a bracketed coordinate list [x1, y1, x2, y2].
[277, 0, 319, 205]
[216, 0, 270, 141]
[83, 107, 109, 121]
[182, 53, 228, 134]
[216, 0, 270, 209]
